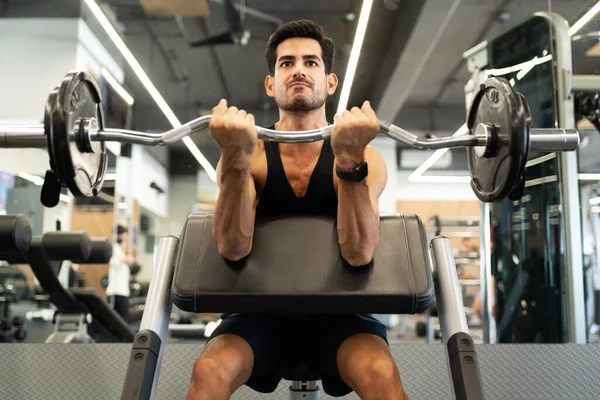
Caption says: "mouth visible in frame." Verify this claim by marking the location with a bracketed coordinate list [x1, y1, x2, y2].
[289, 82, 310, 88]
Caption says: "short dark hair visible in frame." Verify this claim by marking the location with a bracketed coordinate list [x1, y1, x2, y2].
[265, 19, 335, 75]
[117, 225, 128, 235]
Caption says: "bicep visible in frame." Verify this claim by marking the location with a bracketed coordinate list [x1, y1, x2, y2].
[364, 146, 387, 215]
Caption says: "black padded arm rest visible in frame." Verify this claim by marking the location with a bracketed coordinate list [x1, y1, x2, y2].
[0, 252, 26, 264]
[172, 214, 434, 314]
[71, 288, 135, 342]
[0, 215, 32, 253]
[72, 238, 112, 264]
[42, 232, 91, 261]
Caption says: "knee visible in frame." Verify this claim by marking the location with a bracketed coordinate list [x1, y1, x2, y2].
[191, 357, 234, 388]
[355, 357, 398, 386]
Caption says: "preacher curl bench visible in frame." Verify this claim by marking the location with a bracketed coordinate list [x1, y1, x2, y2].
[120, 213, 483, 400]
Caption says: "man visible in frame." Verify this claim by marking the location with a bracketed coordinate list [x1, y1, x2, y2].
[187, 20, 409, 400]
[106, 224, 136, 319]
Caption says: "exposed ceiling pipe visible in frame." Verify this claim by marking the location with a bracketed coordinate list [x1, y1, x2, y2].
[146, 19, 190, 83]
[207, 0, 282, 26]
[174, 15, 234, 102]
[196, 17, 235, 102]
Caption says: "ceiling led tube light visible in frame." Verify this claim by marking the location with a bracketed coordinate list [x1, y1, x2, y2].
[336, 0, 374, 115]
[83, 0, 216, 182]
[408, 124, 469, 182]
[101, 68, 134, 105]
[569, 1, 600, 36]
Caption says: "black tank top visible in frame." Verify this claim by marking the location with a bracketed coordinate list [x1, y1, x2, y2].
[256, 127, 337, 219]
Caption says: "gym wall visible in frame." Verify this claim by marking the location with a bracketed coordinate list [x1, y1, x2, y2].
[71, 208, 114, 297]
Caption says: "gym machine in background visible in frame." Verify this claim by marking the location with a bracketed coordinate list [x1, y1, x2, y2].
[463, 11, 600, 344]
[419, 216, 482, 343]
[0, 215, 133, 343]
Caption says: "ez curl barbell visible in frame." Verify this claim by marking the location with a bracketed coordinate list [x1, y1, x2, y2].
[0, 71, 580, 206]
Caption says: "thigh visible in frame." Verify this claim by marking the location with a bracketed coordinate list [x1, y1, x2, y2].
[208, 314, 284, 393]
[316, 314, 389, 397]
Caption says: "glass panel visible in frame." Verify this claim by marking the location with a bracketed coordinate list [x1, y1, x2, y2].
[487, 15, 567, 343]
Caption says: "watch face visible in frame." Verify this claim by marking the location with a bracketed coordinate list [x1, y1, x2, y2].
[336, 162, 368, 182]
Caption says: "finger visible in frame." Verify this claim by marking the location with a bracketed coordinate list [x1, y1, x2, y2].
[350, 106, 363, 118]
[236, 109, 248, 121]
[223, 106, 239, 118]
[361, 100, 377, 119]
[342, 109, 354, 121]
[336, 112, 350, 125]
[333, 113, 343, 125]
[245, 113, 256, 130]
[212, 99, 228, 116]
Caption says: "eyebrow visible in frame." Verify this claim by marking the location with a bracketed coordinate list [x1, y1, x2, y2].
[277, 54, 322, 63]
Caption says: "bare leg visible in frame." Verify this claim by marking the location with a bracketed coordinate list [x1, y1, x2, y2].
[186, 334, 254, 400]
[337, 333, 409, 400]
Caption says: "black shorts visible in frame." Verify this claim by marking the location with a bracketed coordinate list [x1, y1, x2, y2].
[208, 313, 388, 397]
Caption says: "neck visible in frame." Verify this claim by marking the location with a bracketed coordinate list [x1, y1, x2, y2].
[274, 108, 328, 155]
[275, 107, 328, 132]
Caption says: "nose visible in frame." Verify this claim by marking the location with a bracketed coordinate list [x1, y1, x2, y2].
[292, 64, 306, 79]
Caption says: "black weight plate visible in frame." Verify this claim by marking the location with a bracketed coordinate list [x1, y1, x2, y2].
[515, 91, 532, 170]
[466, 77, 529, 202]
[45, 71, 106, 198]
[507, 92, 532, 202]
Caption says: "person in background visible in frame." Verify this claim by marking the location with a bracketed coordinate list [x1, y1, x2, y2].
[106, 225, 136, 319]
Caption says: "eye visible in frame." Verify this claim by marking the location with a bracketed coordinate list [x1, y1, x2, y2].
[280, 61, 292, 67]
[306, 61, 318, 67]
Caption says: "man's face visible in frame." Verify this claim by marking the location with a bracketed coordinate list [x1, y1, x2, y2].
[265, 37, 337, 112]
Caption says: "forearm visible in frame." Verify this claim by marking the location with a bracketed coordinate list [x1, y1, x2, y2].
[336, 155, 380, 266]
[213, 152, 255, 260]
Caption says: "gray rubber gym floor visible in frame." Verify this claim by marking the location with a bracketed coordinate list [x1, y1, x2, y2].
[1, 343, 600, 399]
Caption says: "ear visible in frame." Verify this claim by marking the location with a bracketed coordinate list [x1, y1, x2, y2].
[265, 75, 275, 98]
[327, 73, 338, 96]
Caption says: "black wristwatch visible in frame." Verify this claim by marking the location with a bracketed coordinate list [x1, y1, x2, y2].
[336, 161, 368, 182]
